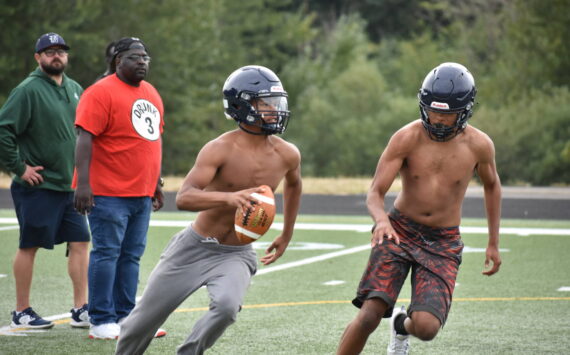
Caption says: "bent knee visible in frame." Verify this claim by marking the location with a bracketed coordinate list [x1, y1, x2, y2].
[410, 311, 441, 341]
[354, 311, 382, 334]
[412, 321, 440, 341]
[211, 300, 240, 322]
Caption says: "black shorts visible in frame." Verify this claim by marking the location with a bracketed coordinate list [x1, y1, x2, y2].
[353, 208, 463, 326]
[11, 181, 90, 249]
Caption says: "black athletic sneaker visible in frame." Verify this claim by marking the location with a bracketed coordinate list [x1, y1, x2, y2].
[11, 307, 54, 329]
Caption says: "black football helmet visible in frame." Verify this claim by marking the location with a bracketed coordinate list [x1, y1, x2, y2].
[418, 62, 477, 142]
[222, 65, 290, 135]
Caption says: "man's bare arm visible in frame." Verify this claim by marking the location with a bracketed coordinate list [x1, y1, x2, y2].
[175, 141, 261, 212]
[476, 135, 502, 276]
[367, 131, 408, 246]
[261, 147, 302, 265]
[74, 127, 94, 215]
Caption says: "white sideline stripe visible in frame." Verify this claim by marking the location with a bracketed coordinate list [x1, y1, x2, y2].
[1, 218, 570, 235]
[234, 225, 261, 240]
[122, 220, 570, 236]
[558, 287, 570, 292]
[250, 193, 275, 205]
[0, 226, 18, 231]
[256, 244, 371, 275]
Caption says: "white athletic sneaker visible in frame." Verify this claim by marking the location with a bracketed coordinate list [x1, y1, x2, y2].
[387, 306, 410, 355]
[89, 322, 120, 339]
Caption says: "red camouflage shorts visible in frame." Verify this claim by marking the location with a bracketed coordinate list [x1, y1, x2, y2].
[352, 208, 464, 326]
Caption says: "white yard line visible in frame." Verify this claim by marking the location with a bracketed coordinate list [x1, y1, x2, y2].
[256, 244, 371, 275]
[1, 217, 569, 236]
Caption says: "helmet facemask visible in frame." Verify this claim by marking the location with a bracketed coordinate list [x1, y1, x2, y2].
[224, 91, 290, 135]
[419, 103, 473, 142]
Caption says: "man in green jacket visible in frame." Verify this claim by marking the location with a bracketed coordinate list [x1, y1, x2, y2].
[0, 32, 90, 330]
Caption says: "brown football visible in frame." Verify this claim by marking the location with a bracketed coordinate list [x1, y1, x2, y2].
[234, 185, 276, 244]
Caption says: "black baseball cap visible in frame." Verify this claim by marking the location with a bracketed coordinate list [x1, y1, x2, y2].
[35, 32, 70, 53]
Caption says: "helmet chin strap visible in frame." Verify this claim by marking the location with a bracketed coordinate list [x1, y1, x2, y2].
[421, 108, 464, 142]
[238, 122, 273, 136]
[238, 123, 268, 135]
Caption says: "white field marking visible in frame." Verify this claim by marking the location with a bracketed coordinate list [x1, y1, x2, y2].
[323, 280, 346, 286]
[463, 246, 510, 253]
[0, 225, 19, 231]
[0, 274, 6, 278]
[256, 244, 371, 275]
[0, 328, 49, 336]
[0, 312, 69, 336]
[252, 241, 344, 250]
[0, 218, 18, 224]
[1, 218, 570, 236]
[558, 287, 570, 292]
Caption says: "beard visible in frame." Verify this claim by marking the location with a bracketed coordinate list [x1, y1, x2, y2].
[40, 60, 66, 75]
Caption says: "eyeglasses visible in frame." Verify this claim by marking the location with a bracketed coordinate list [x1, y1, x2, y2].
[43, 48, 68, 57]
[124, 54, 151, 63]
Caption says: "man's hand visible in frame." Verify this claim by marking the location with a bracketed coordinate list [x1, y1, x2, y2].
[20, 164, 44, 186]
[74, 184, 94, 215]
[152, 185, 164, 211]
[482, 245, 502, 276]
[231, 186, 266, 214]
[261, 235, 289, 265]
[371, 216, 401, 247]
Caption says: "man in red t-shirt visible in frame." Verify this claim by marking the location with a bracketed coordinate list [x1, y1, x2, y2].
[74, 37, 165, 340]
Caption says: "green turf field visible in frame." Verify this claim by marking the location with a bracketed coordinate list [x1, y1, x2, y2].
[0, 209, 569, 354]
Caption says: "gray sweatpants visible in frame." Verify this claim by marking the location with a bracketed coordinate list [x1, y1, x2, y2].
[115, 225, 257, 355]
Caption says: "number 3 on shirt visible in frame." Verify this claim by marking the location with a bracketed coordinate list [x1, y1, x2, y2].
[131, 99, 161, 141]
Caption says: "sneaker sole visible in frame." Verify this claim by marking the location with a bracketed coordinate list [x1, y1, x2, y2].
[10, 322, 54, 330]
[70, 321, 90, 328]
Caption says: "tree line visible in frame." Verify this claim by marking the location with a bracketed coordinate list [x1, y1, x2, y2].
[0, 0, 568, 185]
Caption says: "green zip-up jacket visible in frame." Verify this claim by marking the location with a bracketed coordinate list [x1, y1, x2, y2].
[0, 68, 83, 192]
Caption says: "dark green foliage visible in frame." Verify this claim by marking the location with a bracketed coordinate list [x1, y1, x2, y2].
[0, 0, 567, 184]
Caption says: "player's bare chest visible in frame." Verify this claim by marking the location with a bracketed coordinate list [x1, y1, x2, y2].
[218, 151, 288, 190]
[405, 144, 477, 176]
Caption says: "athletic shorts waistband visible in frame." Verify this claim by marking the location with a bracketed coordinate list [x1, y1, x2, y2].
[185, 224, 254, 252]
[388, 207, 460, 238]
